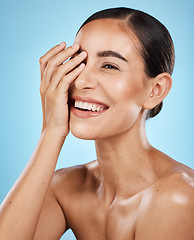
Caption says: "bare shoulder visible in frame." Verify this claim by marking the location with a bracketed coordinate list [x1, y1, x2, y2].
[150, 148, 194, 200]
[51, 160, 99, 194]
[150, 168, 194, 210]
[152, 150, 194, 212]
[156, 149, 194, 196]
[135, 154, 194, 240]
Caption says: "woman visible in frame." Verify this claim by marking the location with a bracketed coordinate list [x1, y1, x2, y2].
[0, 7, 193, 240]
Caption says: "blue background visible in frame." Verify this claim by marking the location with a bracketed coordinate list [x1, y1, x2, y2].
[0, 0, 193, 239]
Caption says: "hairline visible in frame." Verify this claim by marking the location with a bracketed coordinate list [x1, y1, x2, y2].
[76, 17, 146, 70]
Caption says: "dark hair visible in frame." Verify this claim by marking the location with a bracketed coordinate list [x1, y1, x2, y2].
[78, 7, 175, 119]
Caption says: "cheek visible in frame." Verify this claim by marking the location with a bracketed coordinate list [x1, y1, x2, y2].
[114, 80, 128, 93]
[103, 75, 146, 126]
[103, 74, 145, 107]
[69, 73, 147, 140]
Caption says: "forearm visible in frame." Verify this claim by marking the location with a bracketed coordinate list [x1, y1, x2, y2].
[0, 41, 85, 239]
[0, 128, 65, 240]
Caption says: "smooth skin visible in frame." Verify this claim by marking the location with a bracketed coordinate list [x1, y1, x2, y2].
[0, 19, 194, 240]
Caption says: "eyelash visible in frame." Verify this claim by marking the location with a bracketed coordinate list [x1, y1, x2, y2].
[71, 57, 119, 71]
[102, 64, 119, 70]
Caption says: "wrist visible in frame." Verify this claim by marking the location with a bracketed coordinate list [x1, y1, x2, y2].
[41, 127, 67, 144]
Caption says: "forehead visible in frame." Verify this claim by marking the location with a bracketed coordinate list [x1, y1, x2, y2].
[74, 19, 142, 59]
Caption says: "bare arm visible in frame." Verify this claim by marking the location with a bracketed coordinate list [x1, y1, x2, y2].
[0, 129, 65, 239]
[0, 42, 87, 239]
[33, 172, 68, 240]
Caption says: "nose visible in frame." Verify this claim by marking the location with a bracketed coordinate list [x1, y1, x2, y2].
[74, 64, 98, 91]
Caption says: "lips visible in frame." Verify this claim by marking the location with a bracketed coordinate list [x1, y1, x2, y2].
[75, 99, 108, 112]
[70, 96, 109, 118]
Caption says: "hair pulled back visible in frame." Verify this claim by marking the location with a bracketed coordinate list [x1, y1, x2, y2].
[78, 7, 175, 119]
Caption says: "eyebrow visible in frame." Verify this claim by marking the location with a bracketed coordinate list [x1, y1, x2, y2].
[97, 50, 128, 62]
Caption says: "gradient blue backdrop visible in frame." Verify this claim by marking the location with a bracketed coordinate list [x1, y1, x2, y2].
[0, 0, 193, 239]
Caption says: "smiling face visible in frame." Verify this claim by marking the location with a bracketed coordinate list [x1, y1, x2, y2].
[69, 19, 151, 140]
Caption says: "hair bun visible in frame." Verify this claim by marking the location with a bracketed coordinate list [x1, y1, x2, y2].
[147, 101, 163, 119]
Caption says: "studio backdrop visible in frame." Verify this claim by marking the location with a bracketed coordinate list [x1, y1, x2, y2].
[0, 0, 193, 239]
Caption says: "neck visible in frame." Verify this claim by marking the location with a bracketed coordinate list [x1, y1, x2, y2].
[95, 114, 156, 203]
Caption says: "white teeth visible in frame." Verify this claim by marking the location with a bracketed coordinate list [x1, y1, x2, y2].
[88, 103, 92, 110]
[91, 104, 97, 112]
[74, 100, 107, 112]
[83, 102, 88, 109]
[97, 106, 101, 111]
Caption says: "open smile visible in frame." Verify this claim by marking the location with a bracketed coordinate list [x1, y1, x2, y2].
[70, 96, 109, 118]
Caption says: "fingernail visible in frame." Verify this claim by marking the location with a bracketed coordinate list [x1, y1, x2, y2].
[59, 42, 65, 47]
[79, 63, 85, 69]
[72, 43, 79, 49]
[79, 51, 87, 57]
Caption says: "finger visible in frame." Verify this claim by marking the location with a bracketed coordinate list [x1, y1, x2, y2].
[57, 63, 85, 95]
[47, 43, 80, 67]
[39, 42, 66, 81]
[42, 44, 80, 91]
[49, 51, 87, 91]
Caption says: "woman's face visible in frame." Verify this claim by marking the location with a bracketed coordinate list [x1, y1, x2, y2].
[69, 19, 150, 140]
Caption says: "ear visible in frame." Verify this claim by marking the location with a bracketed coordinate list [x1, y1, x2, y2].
[143, 73, 172, 110]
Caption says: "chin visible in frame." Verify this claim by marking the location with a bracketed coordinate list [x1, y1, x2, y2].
[69, 109, 140, 140]
[69, 121, 97, 140]
[70, 129, 95, 140]
[69, 119, 114, 140]
[69, 120, 127, 141]
[69, 112, 105, 140]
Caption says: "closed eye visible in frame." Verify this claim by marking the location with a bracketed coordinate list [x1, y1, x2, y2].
[102, 64, 119, 70]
